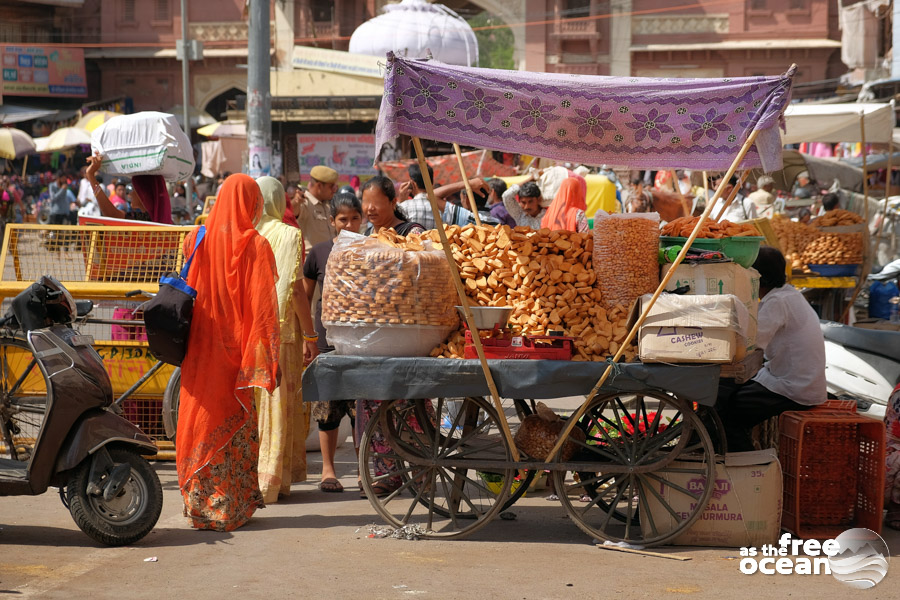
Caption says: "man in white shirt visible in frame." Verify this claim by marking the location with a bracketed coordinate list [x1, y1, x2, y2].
[715, 246, 826, 452]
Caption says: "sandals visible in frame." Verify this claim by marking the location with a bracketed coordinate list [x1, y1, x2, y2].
[319, 477, 344, 493]
[360, 479, 401, 499]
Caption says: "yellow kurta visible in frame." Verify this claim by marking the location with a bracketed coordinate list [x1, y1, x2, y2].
[255, 176, 311, 503]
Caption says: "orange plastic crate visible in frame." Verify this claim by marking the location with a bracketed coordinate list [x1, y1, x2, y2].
[810, 399, 857, 413]
[779, 411, 885, 539]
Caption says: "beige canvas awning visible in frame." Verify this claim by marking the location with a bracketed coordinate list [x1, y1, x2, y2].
[783, 102, 895, 144]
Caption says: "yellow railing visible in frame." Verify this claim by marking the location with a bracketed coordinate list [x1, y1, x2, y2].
[0, 224, 195, 300]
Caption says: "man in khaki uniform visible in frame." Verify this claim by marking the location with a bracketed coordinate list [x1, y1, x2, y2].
[295, 165, 338, 251]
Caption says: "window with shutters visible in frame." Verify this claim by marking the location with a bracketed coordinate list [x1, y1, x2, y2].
[155, 0, 170, 22]
[122, 0, 135, 23]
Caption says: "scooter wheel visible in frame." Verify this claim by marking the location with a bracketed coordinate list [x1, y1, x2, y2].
[67, 446, 163, 546]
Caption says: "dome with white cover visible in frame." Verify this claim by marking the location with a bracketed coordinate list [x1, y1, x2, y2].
[349, 0, 479, 67]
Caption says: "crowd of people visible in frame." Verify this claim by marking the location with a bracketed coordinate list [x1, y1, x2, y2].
[9, 153, 890, 533]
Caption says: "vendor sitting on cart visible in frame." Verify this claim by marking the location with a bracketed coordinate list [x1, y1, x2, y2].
[715, 246, 826, 452]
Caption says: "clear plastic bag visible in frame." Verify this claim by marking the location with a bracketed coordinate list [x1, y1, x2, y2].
[592, 210, 660, 309]
[322, 231, 459, 356]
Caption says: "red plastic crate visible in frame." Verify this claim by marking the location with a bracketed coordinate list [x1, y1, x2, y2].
[779, 411, 885, 539]
[810, 399, 857, 413]
[463, 330, 573, 360]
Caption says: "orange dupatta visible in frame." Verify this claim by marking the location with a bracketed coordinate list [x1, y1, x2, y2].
[176, 173, 280, 485]
[541, 177, 586, 232]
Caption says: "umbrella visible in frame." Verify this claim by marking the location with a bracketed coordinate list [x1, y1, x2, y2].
[38, 127, 92, 152]
[75, 110, 123, 133]
[168, 105, 217, 129]
[0, 127, 36, 159]
[197, 120, 246, 138]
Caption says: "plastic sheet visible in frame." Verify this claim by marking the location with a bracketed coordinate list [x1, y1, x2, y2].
[302, 355, 722, 406]
[322, 231, 458, 356]
[592, 211, 659, 309]
[91, 111, 195, 182]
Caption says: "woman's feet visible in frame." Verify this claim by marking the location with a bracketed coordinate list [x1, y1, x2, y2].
[319, 477, 344, 493]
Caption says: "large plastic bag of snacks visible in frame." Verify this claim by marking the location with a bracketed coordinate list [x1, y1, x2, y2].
[92, 112, 195, 182]
[593, 210, 660, 309]
[322, 230, 459, 356]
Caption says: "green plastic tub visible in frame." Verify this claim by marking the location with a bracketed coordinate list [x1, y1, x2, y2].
[659, 235, 764, 268]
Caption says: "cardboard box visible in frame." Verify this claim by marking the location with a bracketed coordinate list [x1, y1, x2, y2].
[642, 449, 783, 547]
[635, 294, 750, 363]
[662, 262, 760, 351]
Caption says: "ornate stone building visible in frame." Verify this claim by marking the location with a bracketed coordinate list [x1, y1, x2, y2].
[522, 0, 843, 92]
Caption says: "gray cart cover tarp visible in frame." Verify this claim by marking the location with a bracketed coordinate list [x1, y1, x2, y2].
[302, 356, 722, 406]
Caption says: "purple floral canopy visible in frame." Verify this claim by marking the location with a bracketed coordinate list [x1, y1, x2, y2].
[375, 53, 796, 173]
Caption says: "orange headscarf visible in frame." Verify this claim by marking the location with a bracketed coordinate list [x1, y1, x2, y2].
[541, 177, 586, 231]
[176, 173, 280, 485]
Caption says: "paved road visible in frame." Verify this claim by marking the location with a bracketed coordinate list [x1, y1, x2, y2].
[1, 440, 897, 600]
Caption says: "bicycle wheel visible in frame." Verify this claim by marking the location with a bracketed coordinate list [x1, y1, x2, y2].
[162, 368, 180, 441]
[0, 335, 50, 460]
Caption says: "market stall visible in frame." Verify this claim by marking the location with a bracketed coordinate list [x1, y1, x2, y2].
[304, 54, 797, 545]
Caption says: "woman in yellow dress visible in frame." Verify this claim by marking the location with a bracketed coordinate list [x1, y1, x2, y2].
[255, 176, 320, 502]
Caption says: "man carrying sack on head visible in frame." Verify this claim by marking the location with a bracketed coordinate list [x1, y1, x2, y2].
[295, 165, 339, 252]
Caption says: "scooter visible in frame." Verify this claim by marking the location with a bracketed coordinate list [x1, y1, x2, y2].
[821, 319, 900, 420]
[0, 276, 163, 546]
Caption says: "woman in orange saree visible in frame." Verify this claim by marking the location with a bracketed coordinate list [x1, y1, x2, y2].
[176, 173, 280, 531]
[540, 177, 589, 232]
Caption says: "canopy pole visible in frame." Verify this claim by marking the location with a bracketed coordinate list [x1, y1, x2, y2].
[544, 129, 762, 463]
[861, 112, 870, 224]
[669, 169, 691, 218]
[453, 143, 482, 226]
[876, 148, 893, 238]
[21, 155, 28, 179]
[411, 136, 518, 460]
[713, 171, 750, 222]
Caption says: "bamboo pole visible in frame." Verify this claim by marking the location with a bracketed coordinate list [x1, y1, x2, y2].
[701, 171, 709, 216]
[453, 142, 482, 226]
[543, 129, 762, 463]
[842, 112, 873, 323]
[411, 136, 519, 460]
[713, 171, 750, 222]
[876, 146, 893, 238]
[861, 112, 869, 224]
[669, 169, 691, 218]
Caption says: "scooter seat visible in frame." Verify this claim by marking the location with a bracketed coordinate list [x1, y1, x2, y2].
[820, 320, 900, 362]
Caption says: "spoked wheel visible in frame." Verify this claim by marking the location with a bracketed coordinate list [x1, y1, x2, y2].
[359, 397, 516, 539]
[552, 390, 715, 546]
[0, 335, 50, 461]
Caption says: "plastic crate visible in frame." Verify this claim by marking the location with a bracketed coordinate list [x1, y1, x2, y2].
[810, 399, 858, 413]
[779, 411, 885, 539]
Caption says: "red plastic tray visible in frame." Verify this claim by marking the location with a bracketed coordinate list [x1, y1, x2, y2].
[463, 330, 573, 360]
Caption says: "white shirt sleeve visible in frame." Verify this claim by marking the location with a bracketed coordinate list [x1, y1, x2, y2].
[502, 184, 527, 223]
[756, 292, 785, 350]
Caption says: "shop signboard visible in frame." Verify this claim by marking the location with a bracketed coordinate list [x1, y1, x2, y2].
[296, 134, 377, 177]
[1, 46, 87, 97]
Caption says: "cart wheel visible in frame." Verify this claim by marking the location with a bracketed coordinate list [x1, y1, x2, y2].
[552, 390, 715, 546]
[359, 397, 516, 539]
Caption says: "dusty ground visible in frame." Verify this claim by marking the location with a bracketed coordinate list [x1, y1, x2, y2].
[0, 437, 897, 600]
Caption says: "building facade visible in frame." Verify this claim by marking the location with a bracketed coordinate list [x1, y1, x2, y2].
[522, 0, 844, 95]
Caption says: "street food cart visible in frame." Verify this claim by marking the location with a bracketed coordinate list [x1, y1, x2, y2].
[303, 54, 796, 545]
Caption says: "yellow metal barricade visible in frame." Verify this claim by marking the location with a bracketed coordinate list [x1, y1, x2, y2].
[0, 224, 196, 459]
